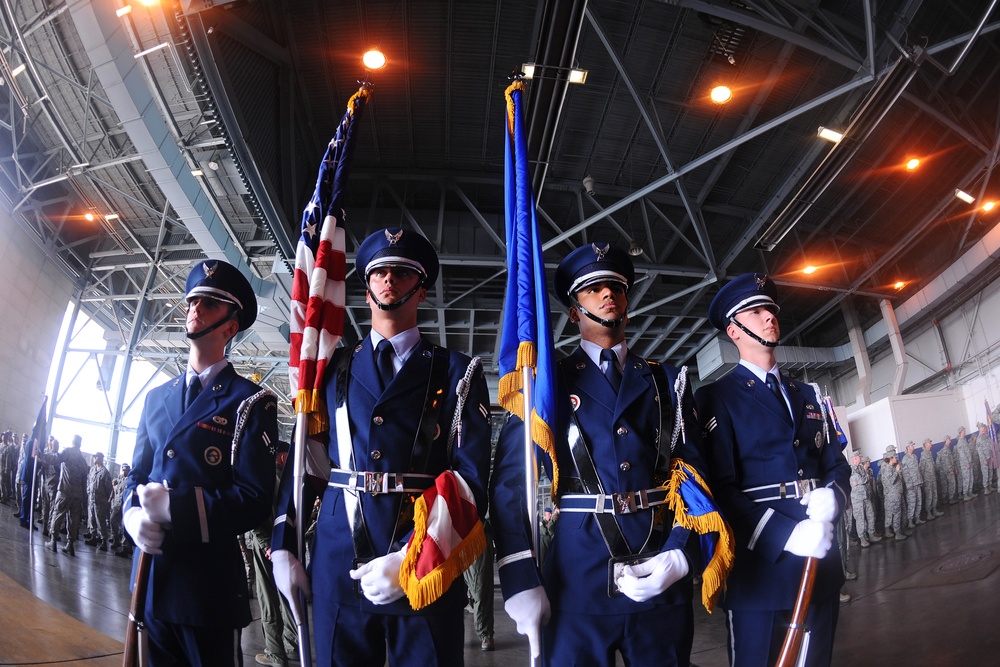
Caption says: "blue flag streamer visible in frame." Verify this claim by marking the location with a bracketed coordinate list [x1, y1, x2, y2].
[825, 395, 849, 449]
[497, 80, 559, 494]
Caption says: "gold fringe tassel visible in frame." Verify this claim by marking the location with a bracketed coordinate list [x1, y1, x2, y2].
[662, 459, 735, 613]
[505, 80, 525, 135]
[294, 389, 330, 436]
[497, 342, 560, 499]
[399, 493, 487, 611]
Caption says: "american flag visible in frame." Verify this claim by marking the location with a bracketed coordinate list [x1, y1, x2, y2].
[289, 84, 370, 432]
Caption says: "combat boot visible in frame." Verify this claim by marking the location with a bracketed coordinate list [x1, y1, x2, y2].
[884, 527, 894, 538]
[45, 539, 57, 552]
[895, 532, 908, 541]
[61, 541, 75, 556]
[84, 535, 99, 546]
[869, 533, 883, 543]
[98, 540, 108, 552]
[915, 517, 926, 525]
[934, 509, 945, 517]
[860, 537, 870, 548]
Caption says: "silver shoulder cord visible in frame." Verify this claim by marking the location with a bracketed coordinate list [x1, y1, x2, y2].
[231, 388, 278, 464]
[448, 356, 482, 452]
[670, 365, 688, 453]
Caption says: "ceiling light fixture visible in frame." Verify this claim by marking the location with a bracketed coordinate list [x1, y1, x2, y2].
[10, 64, 25, 77]
[628, 239, 643, 256]
[906, 158, 920, 170]
[803, 265, 817, 274]
[817, 126, 843, 143]
[116, 5, 132, 17]
[955, 189, 976, 204]
[710, 85, 732, 104]
[894, 281, 905, 290]
[983, 201, 996, 212]
[520, 63, 588, 84]
[133, 42, 170, 59]
[363, 50, 386, 70]
[191, 169, 203, 177]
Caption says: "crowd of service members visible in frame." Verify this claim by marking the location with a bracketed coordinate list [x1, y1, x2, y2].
[1, 429, 133, 558]
[846, 421, 999, 547]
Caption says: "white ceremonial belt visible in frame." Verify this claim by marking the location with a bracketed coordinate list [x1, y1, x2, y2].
[328, 469, 435, 496]
[559, 488, 669, 515]
[743, 478, 820, 503]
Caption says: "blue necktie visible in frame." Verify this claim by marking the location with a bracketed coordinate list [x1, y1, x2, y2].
[600, 348, 622, 393]
[375, 340, 395, 392]
[185, 377, 202, 411]
[766, 373, 789, 419]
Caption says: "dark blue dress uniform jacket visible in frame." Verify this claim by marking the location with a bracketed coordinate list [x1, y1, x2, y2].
[125, 363, 278, 628]
[272, 336, 491, 615]
[693, 365, 850, 610]
[491, 347, 706, 613]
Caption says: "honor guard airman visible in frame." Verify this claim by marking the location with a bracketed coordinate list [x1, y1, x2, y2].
[124, 259, 279, 665]
[492, 244, 720, 666]
[694, 273, 850, 667]
[270, 228, 492, 667]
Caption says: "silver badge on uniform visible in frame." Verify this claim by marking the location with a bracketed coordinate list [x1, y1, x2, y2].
[213, 415, 228, 426]
[204, 446, 223, 465]
[815, 432, 824, 449]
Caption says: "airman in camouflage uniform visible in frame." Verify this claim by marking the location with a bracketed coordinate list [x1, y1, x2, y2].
[955, 426, 976, 500]
[850, 454, 879, 547]
[0, 430, 17, 504]
[974, 422, 994, 495]
[83, 452, 112, 551]
[108, 463, 129, 555]
[919, 439, 943, 519]
[901, 442, 924, 529]
[38, 437, 60, 535]
[936, 435, 958, 504]
[880, 447, 907, 540]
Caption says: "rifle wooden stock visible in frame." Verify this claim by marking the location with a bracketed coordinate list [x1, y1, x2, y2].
[775, 556, 818, 667]
[123, 550, 151, 667]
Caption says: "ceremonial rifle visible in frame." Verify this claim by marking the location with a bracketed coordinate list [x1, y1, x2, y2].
[122, 550, 151, 667]
[774, 555, 817, 667]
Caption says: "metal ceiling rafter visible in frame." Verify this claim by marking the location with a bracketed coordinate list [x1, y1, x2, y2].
[584, 6, 716, 272]
[664, 0, 865, 71]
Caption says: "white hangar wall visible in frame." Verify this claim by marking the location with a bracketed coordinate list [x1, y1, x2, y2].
[0, 209, 73, 433]
[839, 273, 1000, 456]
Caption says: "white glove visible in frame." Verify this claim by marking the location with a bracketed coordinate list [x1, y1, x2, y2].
[271, 550, 311, 624]
[123, 506, 165, 555]
[784, 519, 833, 559]
[349, 550, 405, 605]
[139, 482, 171, 524]
[616, 549, 690, 602]
[801, 487, 837, 523]
[504, 585, 551, 659]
